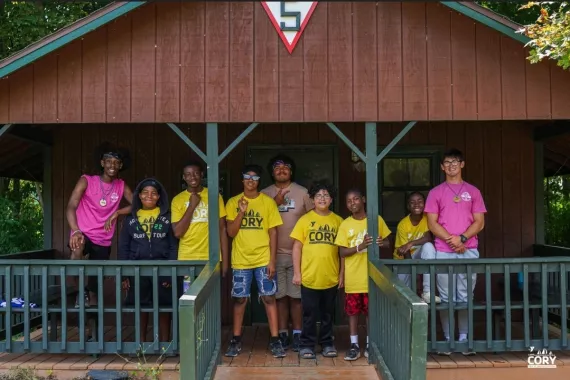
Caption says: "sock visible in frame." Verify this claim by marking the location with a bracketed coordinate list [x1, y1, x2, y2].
[270, 336, 280, 344]
[459, 333, 467, 341]
[233, 335, 241, 343]
[279, 329, 289, 336]
[366, 336, 369, 345]
[350, 335, 359, 346]
[293, 329, 302, 335]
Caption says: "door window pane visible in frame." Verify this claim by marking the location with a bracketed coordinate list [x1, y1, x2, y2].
[384, 158, 408, 187]
[408, 158, 431, 187]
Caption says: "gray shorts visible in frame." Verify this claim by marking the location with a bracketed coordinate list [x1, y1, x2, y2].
[276, 254, 301, 299]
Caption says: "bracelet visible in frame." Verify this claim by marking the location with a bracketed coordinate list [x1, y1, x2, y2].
[356, 244, 360, 253]
[71, 230, 82, 236]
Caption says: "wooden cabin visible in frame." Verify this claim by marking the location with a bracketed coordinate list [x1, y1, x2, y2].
[1, 2, 570, 380]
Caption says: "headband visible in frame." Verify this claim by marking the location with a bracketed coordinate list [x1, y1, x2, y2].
[102, 152, 122, 160]
[272, 160, 292, 170]
[139, 179, 161, 193]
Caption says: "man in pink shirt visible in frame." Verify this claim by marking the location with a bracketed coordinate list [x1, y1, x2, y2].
[424, 148, 486, 356]
[261, 155, 313, 352]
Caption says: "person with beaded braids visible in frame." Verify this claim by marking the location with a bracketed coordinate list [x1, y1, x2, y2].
[66, 142, 133, 308]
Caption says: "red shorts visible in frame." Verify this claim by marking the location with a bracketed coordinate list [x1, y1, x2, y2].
[345, 293, 368, 316]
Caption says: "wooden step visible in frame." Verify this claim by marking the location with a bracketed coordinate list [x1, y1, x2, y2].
[214, 366, 380, 379]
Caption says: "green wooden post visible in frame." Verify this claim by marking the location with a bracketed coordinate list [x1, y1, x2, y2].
[206, 123, 221, 264]
[365, 122, 379, 261]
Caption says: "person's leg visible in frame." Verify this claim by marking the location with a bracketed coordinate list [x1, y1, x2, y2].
[299, 285, 319, 357]
[456, 249, 479, 348]
[416, 243, 441, 303]
[255, 266, 285, 358]
[286, 260, 303, 351]
[319, 285, 337, 356]
[86, 244, 111, 306]
[225, 268, 253, 357]
[397, 273, 411, 288]
[344, 293, 363, 361]
[436, 251, 457, 347]
[275, 255, 290, 347]
[70, 238, 87, 308]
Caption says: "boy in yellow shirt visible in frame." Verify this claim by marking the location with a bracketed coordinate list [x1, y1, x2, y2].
[291, 184, 344, 359]
[224, 165, 285, 359]
[335, 189, 391, 361]
[394, 192, 440, 304]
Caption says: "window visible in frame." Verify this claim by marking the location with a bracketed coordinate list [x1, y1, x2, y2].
[379, 147, 442, 229]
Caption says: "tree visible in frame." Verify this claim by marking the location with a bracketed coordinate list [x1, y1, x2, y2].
[518, 2, 570, 69]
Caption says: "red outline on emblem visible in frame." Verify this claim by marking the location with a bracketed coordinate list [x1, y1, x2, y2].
[261, 1, 319, 54]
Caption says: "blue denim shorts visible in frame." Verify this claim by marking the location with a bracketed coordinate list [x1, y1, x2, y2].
[231, 266, 277, 298]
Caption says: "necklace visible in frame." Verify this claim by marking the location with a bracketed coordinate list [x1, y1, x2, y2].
[446, 181, 464, 203]
[99, 177, 116, 207]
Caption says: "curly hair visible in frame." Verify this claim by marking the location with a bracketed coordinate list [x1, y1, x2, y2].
[308, 183, 336, 200]
[183, 160, 204, 173]
[93, 141, 131, 172]
[242, 164, 263, 176]
[267, 154, 296, 180]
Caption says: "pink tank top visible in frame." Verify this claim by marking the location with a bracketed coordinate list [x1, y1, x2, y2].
[75, 175, 125, 247]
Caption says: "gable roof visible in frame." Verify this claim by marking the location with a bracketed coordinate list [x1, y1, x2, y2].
[0, 1, 530, 80]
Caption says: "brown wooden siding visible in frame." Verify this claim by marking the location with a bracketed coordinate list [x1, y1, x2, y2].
[50, 121, 535, 323]
[1, 2, 570, 123]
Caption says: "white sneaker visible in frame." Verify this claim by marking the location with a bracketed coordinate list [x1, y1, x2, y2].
[421, 292, 441, 304]
[460, 339, 476, 356]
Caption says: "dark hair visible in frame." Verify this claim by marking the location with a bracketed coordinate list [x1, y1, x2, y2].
[183, 160, 204, 173]
[441, 148, 464, 163]
[242, 164, 263, 176]
[94, 141, 131, 172]
[407, 191, 425, 202]
[346, 188, 364, 198]
[309, 183, 336, 200]
[267, 154, 296, 180]
[139, 178, 162, 193]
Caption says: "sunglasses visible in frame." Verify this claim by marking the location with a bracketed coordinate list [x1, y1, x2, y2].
[243, 174, 260, 181]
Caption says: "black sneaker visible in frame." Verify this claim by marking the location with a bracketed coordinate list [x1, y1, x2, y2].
[224, 339, 242, 357]
[270, 339, 286, 358]
[291, 333, 301, 352]
[279, 332, 290, 350]
[344, 343, 361, 361]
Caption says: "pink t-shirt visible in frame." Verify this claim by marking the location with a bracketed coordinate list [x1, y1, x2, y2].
[424, 181, 486, 253]
[75, 175, 125, 247]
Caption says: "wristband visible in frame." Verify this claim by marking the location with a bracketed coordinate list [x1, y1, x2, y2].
[356, 244, 360, 253]
[71, 230, 83, 237]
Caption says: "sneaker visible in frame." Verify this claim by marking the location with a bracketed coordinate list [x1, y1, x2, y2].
[344, 343, 361, 361]
[291, 333, 301, 352]
[460, 338, 476, 356]
[437, 339, 451, 356]
[279, 332, 290, 350]
[224, 339, 242, 357]
[270, 339, 286, 358]
[75, 291, 90, 308]
[421, 292, 441, 304]
[364, 345, 369, 358]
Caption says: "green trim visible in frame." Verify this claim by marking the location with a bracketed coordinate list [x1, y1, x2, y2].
[0, 2, 146, 79]
[441, 2, 530, 44]
[0, 124, 13, 139]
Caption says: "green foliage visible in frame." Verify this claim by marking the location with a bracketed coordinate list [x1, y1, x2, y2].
[0, 0, 111, 60]
[0, 179, 43, 254]
[476, 1, 543, 25]
[544, 175, 570, 247]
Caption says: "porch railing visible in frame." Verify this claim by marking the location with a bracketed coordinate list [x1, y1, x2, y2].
[0, 250, 56, 339]
[0, 258, 205, 355]
[384, 255, 570, 353]
[179, 261, 221, 380]
[535, 244, 570, 327]
[368, 260, 427, 380]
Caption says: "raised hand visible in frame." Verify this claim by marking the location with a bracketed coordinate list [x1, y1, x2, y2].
[238, 197, 249, 213]
[189, 192, 201, 209]
[274, 188, 291, 206]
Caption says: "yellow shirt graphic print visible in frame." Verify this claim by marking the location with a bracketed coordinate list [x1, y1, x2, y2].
[171, 188, 227, 261]
[136, 208, 161, 239]
[393, 214, 429, 260]
[290, 211, 344, 290]
[226, 193, 283, 270]
[335, 216, 392, 294]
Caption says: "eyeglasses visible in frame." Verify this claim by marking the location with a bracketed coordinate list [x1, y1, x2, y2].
[442, 159, 462, 167]
[314, 194, 331, 200]
[243, 174, 260, 181]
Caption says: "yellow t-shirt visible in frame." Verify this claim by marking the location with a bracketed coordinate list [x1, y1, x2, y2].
[290, 210, 344, 290]
[226, 192, 283, 269]
[136, 208, 161, 239]
[335, 216, 392, 294]
[393, 214, 430, 259]
[171, 188, 227, 261]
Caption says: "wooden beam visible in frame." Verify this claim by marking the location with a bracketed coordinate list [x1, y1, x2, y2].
[534, 122, 570, 141]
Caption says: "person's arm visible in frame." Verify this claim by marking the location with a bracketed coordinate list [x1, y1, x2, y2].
[399, 231, 433, 255]
[105, 184, 134, 231]
[339, 236, 372, 258]
[292, 239, 303, 285]
[226, 210, 244, 238]
[66, 177, 88, 250]
[220, 217, 229, 276]
[267, 227, 277, 279]
[338, 256, 345, 288]
[117, 219, 131, 261]
[462, 213, 485, 239]
[167, 223, 179, 260]
[172, 193, 200, 238]
[427, 213, 451, 241]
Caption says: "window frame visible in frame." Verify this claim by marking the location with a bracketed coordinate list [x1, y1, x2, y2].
[378, 145, 444, 230]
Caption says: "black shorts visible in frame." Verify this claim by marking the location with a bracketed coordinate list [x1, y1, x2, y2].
[124, 276, 183, 308]
[68, 235, 111, 260]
